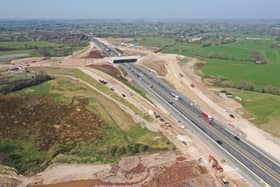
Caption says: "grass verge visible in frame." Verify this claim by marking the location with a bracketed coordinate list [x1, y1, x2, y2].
[0, 75, 173, 175]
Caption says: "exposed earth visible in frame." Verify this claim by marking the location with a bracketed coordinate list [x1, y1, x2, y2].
[107, 36, 280, 161]
[0, 38, 261, 187]
[28, 152, 217, 187]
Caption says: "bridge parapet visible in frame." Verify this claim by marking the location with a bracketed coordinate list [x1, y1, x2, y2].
[110, 56, 139, 64]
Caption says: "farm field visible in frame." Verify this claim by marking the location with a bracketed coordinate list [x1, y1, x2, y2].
[137, 36, 280, 136]
[202, 59, 280, 88]
[232, 90, 280, 137]
[0, 41, 88, 61]
[138, 37, 280, 89]
[134, 37, 176, 49]
[0, 72, 173, 175]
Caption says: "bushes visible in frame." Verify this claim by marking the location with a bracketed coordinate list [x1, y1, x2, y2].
[230, 80, 280, 96]
[211, 78, 280, 96]
[0, 71, 53, 94]
[0, 139, 47, 174]
[261, 85, 280, 96]
[202, 43, 212, 48]
[109, 144, 150, 157]
[234, 80, 255, 91]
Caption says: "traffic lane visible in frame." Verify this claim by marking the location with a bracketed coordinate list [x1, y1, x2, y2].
[146, 71, 280, 184]
[124, 64, 280, 186]
[176, 103, 280, 186]
[151, 82, 280, 186]
[93, 39, 279, 185]
[126, 68, 270, 187]
[130, 63, 280, 176]
[213, 122, 280, 175]
[178, 96, 280, 175]
[130, 64, 198, 110]
[147, 68, 277, 183]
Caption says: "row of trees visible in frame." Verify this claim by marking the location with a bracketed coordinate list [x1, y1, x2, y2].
[109, 144, 150, 157]
[0, 71, 53, 94]
[213, 79, 280, 96]
[207, 50, 267, 64]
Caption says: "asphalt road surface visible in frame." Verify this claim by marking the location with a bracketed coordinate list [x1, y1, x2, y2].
[92, 38, 280, 187]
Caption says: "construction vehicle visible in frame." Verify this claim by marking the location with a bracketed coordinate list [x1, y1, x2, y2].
[177, 135, 188, 145]
[99, 79, 108, 84]
[209, 154, 218, 168]
[219, 176, 230, 186]
[208, 154, 224, 175]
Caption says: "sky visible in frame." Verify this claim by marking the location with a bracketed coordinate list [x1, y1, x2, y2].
[0, 0, 280, 19]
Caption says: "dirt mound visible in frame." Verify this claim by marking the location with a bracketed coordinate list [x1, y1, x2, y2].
[88, 64, 124, 79]
[176, 156, 187, 162]
[144, 161, 210, 187]
[83, 50, 105, 59]
[0, 176, 22, 187]
[33, 161, 213, 187]
[143, 59, 167, 76]
[140, 55, 168, 76]
[31, 153, 216, 187]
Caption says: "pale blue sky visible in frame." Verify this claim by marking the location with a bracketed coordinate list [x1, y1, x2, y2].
[0, 0, 279, 19]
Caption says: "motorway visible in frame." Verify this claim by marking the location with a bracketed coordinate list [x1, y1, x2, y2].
[92, 38, 280, 187]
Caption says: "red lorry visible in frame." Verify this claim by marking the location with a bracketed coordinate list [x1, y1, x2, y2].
[201, 112, 214, 125]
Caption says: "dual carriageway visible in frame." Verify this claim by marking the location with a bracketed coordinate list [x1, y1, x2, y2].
[92, 38, 280, 187]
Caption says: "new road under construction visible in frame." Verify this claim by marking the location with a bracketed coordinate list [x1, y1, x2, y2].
[92, 38, 280, 187]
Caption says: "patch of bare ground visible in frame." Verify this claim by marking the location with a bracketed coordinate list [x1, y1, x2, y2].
[11, 57, 50, 65]
[29, 152, 217, 187]
[143, 161, 212, 187]
[147, 54, 280, 160]
[139, 54, 183, 77]
[87, 63, 125, 80]
[0, 176, 22, 187]
[82, 50, 105, 59]
[140, 56, 167, 76]
[121, 47, 152, 56]
[180, 59, 280, 159]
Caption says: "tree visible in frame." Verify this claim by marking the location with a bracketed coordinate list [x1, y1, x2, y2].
[37, 48, 51, 57]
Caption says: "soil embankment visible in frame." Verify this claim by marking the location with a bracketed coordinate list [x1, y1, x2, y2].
[31, 152, 215, 187]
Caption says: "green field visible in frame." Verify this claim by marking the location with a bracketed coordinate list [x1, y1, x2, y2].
[137, 37, 280, 136]
[161, 39, 280, 88]
[202, 59, 280, 88]
[137, 37, 280, 89]
[0, 73, 173, 175]
[0, 41, 88, 59]
[135, 37, 176, 49]
[31, 67, 152, 121]
[232, 90, 280, 137]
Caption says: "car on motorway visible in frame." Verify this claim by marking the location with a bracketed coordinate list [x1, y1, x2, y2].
[93, 38, 280, 186]
[216, 140, 223, 145]
[170, 92, 180, 100]
[234, 136, 240, 141]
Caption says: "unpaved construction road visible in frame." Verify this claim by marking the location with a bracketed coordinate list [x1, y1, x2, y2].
[96, 37, 280, 186]
[0, 39, 254, 187]
[30, 152, 217, 187]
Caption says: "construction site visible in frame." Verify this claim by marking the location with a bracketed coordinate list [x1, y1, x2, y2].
[0, 37, 256, 187]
